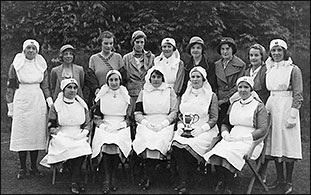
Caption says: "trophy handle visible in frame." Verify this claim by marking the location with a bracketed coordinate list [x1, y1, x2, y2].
[178, 113, 183, 122]
[192, 114, 200, 123]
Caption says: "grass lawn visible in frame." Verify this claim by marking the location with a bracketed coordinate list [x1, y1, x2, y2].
[1, 121, 310, 194]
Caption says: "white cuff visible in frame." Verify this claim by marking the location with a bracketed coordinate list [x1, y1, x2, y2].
[141, 119, 148, 126]
[221, 131, 229, 138]
[201, 123, 211, 131]
[7, 103, 13, 111]
[46, 97, 53, 107]
[289, 108, 299, 119]
[99, 123, 106, 129]
[242, 134, 253, 142]
[82, 129, 89, 136]
[161, 119, 170, 128]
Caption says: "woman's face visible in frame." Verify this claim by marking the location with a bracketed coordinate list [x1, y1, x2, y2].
[270, 46, 284, 62]
[220, 43, 233, 60]
[238, 81, 252, 100]
[249, 48, 262, 67]
[63, 83, 78, 99]
[190, 71, 204, 89]
[107, 73, 120, 91]
[24, 45, 37, 60]
[190, 43, 203, 58]
[150, 72, 163, 88]
[62, 50, 74, 64]
[162, 43, 174, 58]
[133, 37, 145, 52]
[102, 37, 114, 53]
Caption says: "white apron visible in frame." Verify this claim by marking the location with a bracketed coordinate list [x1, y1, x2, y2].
[171, 91, 218, 157]
[265, 65, 302, 159]
[40, 101, 92, 167]
[10, 61, 47, 151]
[203, 99, 263, 171]
[91, 90, 132, 161]
[132, 88, 174, 158]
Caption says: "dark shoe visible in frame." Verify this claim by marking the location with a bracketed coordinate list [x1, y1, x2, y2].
[79, 182, 86, 192]
[102, 181, 110, 194]
[223, 188, 232, 194]
[141, 178, 150, 190]
[215, 181, 225, 194]
[284, 183, 293, 194]
[29, 168, 45, 177]
[110, 179, 118, 191]
[17, 169, 27, 180]
[70, 183, 80, 194]
[267, 180, 285, 190]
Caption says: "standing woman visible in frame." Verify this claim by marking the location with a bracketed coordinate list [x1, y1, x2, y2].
[264, 39, 303, 194]
[88, 30, 124, 90]
[153, 37, 185, 99]
[181, 36, 217, 95]
[50, 44, 85, 101]
[6, 39, 52, 179]
[121, 30, 155, 140]
[214, 37, 246, 129]
[171, 66, 219, 194]
[91, 70, 132, 194]
[40, 78, 92, 194]
[132, 67, 178, 190]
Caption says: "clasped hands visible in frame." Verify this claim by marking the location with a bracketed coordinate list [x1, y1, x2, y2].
[176, 123, 210, 137]
[99, 121, 127, 133]
[221, 131, 253, 142]
[141, 119, 169, 132]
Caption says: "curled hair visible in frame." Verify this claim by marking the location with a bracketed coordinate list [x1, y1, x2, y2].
[186, 42, 206, 55]
[248, 43, 267, 62]
[149, 69, 165, 83]
[98, 31, 115, 42]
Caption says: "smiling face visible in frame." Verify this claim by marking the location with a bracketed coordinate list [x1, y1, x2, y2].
[150, 71, 163, 88]
[220, 43, 233, 60]
[270, 45, 285, 62]
[190, 71, 204, 89]
[63, 83, 78, 99]
[62, 49, 74, 64]
[24, 45, 37, 60]
[249, 48, 262, 67]
[101, 37, 114, 54]
[161, 43, 174, 58]
[238, 81, 252, 100]
[133, 37, 145, 52]
[190, 43, 203, 58]
[107, 73, 121, 91]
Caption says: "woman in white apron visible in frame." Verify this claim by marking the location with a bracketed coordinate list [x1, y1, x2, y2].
[40, 78, 92, 194]
[264, 39, 303, 194]
[153, 37, 185, 99]
[171, 66, 219, 194]
[132, 66, 178, 190]
[91, 70, 132, 194]
[203, 76, 268, 194]
[6, 39, 53, 179]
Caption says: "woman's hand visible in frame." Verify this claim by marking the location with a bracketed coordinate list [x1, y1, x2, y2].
[191, 127, 204, 137]
[49, 127, 60, 135]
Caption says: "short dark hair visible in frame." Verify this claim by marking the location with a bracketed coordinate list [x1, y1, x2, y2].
[106, 73, 122, 87]
[98, 31, 115, 42]
[149, 69, 165, 83]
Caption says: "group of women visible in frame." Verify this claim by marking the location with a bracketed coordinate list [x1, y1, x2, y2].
[6, 29, 303, 195]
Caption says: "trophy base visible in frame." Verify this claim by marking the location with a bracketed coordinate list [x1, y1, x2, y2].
[181, 129, 194, 138]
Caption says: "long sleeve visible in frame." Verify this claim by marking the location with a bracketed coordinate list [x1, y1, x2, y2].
[81, 108, 91, 131]
[207, 93, 219, 128]
[252, 102, 268, 140]
[173, 61, 185, 97]
[93, 101, 104, 127]
[166, 88, 178, 123]
[6, 63, 18, 103]
[40, 69, 51, 99]
[50, 67, 57, 99]
[134, 90, 144, 123]
[48, 104, 58, 128]
[290, 65, 303, 109]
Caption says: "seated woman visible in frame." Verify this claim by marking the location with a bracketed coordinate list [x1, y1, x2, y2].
[132, 67, 178, 190]
[171, 66, 219, 194]
[40, 78, 92, 194]
[203, 76, 268, 194]
[91, 70, 132, 194]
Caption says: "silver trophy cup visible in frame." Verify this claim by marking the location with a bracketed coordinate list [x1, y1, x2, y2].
[179, 113, 200, 138]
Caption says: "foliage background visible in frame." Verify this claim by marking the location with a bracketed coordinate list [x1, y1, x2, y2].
[1, 1, 310, 138]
